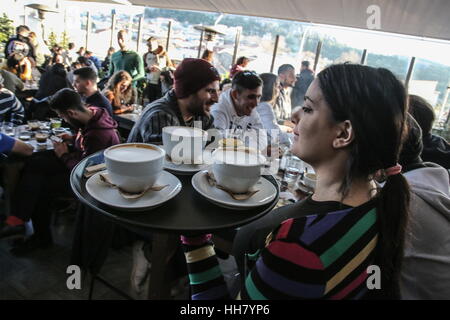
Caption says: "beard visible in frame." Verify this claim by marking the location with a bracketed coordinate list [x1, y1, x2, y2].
[187, 96, 208, 117]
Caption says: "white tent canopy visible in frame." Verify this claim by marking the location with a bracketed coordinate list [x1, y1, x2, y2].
[71, 0, 450, 41]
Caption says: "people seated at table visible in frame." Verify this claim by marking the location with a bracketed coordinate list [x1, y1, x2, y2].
[180, 63, 410, 300]
[102, 70, 137, 115]
[0, 132, 33, 156]
[229, 56, 250, 78]
[128, 58, 219, 144]
[33, 62, 72, 120]
[72, 67, 112, 116]
[408, 94, 450, 169]
[0, 74, 25, 125]
[210, 70, 267, 152]
[143, 36, 173, 103]
[275, 64, 296, 122]
[4, 25, 35, 62]
[5, 53, 32, 82]
[0, 88, 120, 254]
[108, 30, 145, 86]
[398, 115, 450, 299]
[0, 69, 24, 94]
[256, 73, 291, 146]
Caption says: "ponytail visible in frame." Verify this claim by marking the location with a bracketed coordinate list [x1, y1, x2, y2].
[376, 173, 410, 299]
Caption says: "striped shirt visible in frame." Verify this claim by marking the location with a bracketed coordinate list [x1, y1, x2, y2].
[0, 88, 24, 125]
[182, 199, 380, 300]
[127, 89, 214, 144]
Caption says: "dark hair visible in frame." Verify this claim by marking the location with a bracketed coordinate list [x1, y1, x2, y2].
[73, 67, 97, 81]
[85, 50, 93, 55]
[232, 71, 262, 93]
[77, 56, 90, 66]
[49, 88, 85, 113]
[399, 114, 423, 170]
[317, 63, 409, 298]
[220, 78, 231, 91]
[277, 64, 294, 75]
[301, 60, 310, 68]
[260, 73, 278, 103]
[7, 53, 24, 69]
[51, 53, 63, 64]
[68, 42, 75, 50]
[236, 56, 248, 65]
[16, 25, 30, 34]
[408, 95, 435, 137]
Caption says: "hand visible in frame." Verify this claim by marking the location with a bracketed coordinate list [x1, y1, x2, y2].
[58, 133, 73, 142]
[52, 140, 69, 158]
[150, 65, 160, 72]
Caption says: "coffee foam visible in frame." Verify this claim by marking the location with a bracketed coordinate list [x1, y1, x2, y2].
[106, 144, 162, 162]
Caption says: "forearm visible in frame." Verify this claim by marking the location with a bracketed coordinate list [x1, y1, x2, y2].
[181, 236, 231, 300]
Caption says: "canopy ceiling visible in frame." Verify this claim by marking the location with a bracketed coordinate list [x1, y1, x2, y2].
[69, 0, 450, 41]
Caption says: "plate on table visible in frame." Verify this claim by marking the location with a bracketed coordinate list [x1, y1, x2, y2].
[191, 170, 277, 210]
[163, 150, 213, 175]
[86, 170, 181, 212]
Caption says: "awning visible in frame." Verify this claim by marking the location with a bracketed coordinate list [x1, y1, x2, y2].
[69, 0, 450, 42]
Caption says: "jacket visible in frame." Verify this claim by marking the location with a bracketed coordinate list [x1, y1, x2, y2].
[400, 163, 450, 299]
[60, 107, 120, 170]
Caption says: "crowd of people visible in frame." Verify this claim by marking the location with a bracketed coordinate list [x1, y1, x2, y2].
[0, 23, 449, 300]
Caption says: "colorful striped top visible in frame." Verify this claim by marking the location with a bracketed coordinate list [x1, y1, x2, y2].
[182, 199, 380, 299]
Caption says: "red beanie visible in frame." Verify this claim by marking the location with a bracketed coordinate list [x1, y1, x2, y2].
[173, 58, 220, 98]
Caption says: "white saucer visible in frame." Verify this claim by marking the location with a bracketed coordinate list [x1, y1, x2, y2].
[163, 151, 213, 175]
[191, 170, 277, 210]
[86, 170, 182, 212]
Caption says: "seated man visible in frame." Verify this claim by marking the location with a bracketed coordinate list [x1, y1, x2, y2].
[0, 74, 25, 125]
[210, 71, 267, 152]
[72, 67, 113, 116]
[408, 94, 450, 169]
[0, 88, 120, 254]
[128, 58, 220, 144]
[398, 115, 450, 299]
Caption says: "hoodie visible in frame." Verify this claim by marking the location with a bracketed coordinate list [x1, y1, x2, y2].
[60, 107, 120, 170]
[400, 163, 450, 299]
[211, 89, 267, 151]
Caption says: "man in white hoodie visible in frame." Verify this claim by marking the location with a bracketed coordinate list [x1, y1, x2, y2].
[211, 71, 267, 152]
[399, 116, 450, 299]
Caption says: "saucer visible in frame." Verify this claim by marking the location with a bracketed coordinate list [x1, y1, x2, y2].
[163, 150, 213, 175]
[191, 170, 277, 210]
[86, 170, 181, 212]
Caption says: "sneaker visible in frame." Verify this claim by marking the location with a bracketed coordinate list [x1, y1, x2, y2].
[130, 241, 151, 294]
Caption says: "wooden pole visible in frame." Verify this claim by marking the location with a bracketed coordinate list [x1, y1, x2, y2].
[231, 27, 241, 66]
[197, 30, 204, 58]
[110, 13, 116, 48]
[136, 15, 143, 52]
[360, 49, 368, 65]
[405, 56, 416, 90]
[85, 11, 91, 50]
[166, 21, 172, 52]
[313, 40, 322, 72]
[270, 35, 280, 73]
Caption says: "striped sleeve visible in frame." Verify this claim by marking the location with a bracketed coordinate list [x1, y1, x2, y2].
[0, 91, 24, 125]
[141, 110, 179, 143]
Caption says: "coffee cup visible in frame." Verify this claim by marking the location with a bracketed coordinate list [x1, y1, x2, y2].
[303, 172, 317, 189]
[162, 126, 207, 164]
[35, 132, 49, 143]
[104, 143, 165, 193]
[212, 147, 266, 194]
[28, 121, 40, 131]
[218, 138, 244, 149]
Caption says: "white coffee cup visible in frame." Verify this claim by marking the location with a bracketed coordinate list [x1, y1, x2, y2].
[162, 126, 208, 164]
[303, 172, 317, 189]
[212, 147, 266, 194]
[104, 143, 165, 193]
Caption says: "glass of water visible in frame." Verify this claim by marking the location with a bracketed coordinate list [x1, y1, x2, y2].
[284, 155, 304, 184]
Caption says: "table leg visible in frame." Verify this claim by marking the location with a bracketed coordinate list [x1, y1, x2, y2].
[147, 232, 179, 299]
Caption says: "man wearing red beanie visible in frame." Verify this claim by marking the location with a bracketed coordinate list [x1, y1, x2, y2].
[128, 58, 220, 144]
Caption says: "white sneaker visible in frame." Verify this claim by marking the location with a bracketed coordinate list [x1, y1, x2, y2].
[130, 241, 151, 294]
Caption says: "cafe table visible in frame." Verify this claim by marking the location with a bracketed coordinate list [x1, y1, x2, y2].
[113, 112, 140, 131]
[70, 151, 280, 299]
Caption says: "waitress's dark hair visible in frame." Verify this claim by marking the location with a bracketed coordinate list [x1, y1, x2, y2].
[317, 64, 409, 299]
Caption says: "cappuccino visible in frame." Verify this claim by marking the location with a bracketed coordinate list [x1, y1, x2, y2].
[106, 145, 161, 162]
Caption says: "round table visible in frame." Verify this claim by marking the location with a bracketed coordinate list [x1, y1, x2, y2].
[70, 151, 280, 299]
